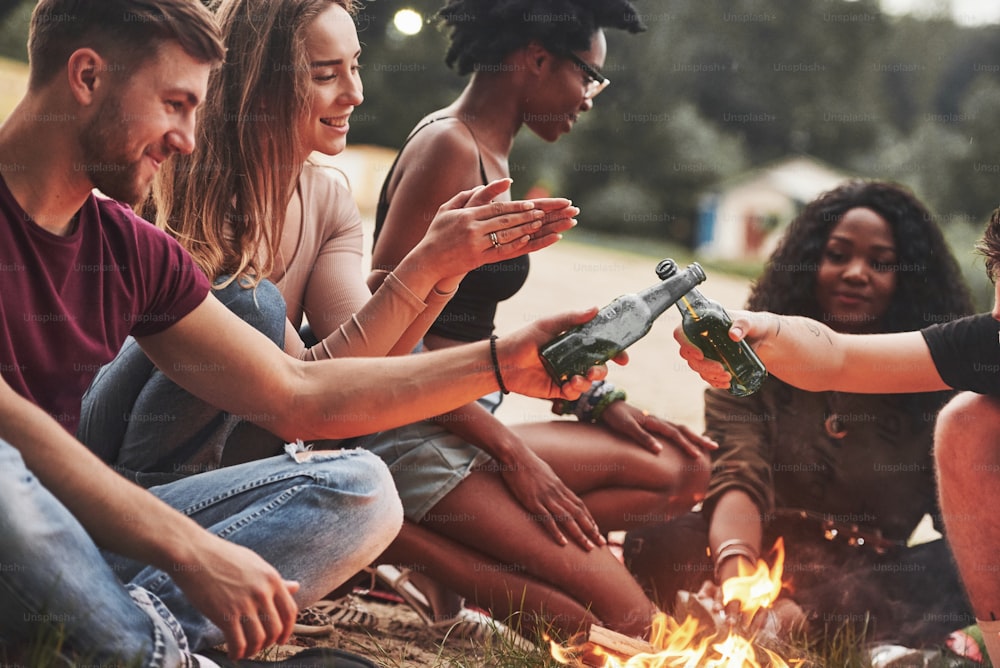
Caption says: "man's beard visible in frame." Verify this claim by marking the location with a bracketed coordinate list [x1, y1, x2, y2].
[78, 94, 153, 206]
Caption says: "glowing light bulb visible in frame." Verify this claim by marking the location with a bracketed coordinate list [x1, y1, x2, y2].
[393, 9, 423, 35]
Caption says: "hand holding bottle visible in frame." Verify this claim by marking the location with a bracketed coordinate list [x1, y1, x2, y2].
[675, 308, 768, 394]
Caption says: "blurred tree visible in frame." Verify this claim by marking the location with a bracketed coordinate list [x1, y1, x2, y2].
[348, 0, 463, 148]
[932, 24, 1000, 117]
[944, 77, 1000, 221]
[0, 0, 31, 62]
[1, 0, 996, 251]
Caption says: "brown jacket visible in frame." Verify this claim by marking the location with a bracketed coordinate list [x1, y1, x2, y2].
[703, 380, 952, 543]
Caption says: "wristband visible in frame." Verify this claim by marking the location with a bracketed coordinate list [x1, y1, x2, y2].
[553, 381, 629, 422]
[489, 335, 509, 395]
[713, 539, 760, 582]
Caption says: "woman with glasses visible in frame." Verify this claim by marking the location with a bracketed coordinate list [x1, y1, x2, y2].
[362, 0, 717, 642]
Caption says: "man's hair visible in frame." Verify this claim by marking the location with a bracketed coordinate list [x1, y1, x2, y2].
[976, 208, 1000, 284]
[27, 0, 225, 89]
[436, 0, 645, 76]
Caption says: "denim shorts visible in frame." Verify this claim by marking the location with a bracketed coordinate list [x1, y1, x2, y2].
[363, 392, 501, 522]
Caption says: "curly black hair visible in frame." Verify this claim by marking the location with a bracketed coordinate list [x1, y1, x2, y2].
[748, 180, 974, 333]
[436, 0, 645, 75]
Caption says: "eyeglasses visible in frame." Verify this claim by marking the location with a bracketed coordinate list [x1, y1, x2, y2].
[567, 53, 610, 99]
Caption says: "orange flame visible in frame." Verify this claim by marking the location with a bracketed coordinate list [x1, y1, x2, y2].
[551, 539, 796, 668]
[722, 537, 786, 619]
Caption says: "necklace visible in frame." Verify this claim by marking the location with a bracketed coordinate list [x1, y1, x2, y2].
[824, 392, 848, 439]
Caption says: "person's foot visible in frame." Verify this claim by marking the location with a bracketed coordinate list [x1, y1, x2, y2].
[196, 647, 376, 667]
[369, 564, 536, 649]
[292, 605, 337, 637]
[312, 595, 379, 631]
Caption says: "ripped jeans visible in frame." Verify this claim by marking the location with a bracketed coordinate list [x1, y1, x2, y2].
[0, 439, 402, 666]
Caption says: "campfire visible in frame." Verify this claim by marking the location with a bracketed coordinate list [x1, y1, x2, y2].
[551, 539, 799, 667]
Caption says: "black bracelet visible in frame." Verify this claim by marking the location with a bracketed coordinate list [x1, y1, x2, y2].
[489, 334, 510, 395]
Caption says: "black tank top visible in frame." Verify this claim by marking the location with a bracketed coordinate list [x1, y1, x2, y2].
[373, 117, 530, 342]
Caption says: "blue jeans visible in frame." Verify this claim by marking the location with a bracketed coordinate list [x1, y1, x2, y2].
[0, 438, 402, 666]
[78, 278, 289, 479]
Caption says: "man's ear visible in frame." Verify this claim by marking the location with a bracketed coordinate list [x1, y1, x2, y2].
[66, 48, 104, 105]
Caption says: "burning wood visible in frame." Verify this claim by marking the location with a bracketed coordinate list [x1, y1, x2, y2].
[551, 539, 799, 667]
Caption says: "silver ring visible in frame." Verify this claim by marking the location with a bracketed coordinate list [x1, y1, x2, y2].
[489, 231, 501, 248]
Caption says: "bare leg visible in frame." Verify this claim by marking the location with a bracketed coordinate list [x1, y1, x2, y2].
[371, 420, 704, 638]
[512, 421, 711, 528]
[934, 392, 1000, 659]
[378, 521, 598, 638]
[421, 470, 657, 637]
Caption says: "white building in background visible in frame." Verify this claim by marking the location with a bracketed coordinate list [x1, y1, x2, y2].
[695, 155, 850, 261]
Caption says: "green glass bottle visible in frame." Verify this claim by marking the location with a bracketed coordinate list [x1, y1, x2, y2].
[674, 285, 767, 396]
[540, 259, 706, 383]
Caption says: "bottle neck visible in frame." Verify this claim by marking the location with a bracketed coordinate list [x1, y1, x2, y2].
[678, 287, 710, 319]
[640, 269, 705, 318]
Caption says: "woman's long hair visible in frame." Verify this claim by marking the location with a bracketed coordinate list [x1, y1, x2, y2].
[148, 0, 353, 288]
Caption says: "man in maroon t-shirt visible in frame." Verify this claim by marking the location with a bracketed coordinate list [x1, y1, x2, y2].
[0, 1, 607, 665]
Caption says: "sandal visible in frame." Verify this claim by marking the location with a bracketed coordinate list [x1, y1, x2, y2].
[292, 606, 336, 637]
[313, 595, 379, 631]
[369, 564, 536, 650]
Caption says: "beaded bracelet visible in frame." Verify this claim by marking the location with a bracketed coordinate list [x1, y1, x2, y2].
[551, 380, 605, 418]
[551, 380, 601, 417]
[551, 381, 627, 423]
[590, 388, 627, 423]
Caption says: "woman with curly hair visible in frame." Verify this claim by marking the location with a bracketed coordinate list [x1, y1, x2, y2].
[364, 0, 716, 642]
[625, 180, 976, 646]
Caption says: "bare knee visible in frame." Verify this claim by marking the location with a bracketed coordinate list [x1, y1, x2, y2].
[935, 392, 1000, 482]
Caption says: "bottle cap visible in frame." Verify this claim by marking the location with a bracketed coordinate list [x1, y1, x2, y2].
[655, 258, 677, 279]
[655, 258, 705, 283]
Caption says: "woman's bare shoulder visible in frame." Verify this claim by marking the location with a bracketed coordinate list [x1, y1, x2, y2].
[397, 115, 480, 169]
